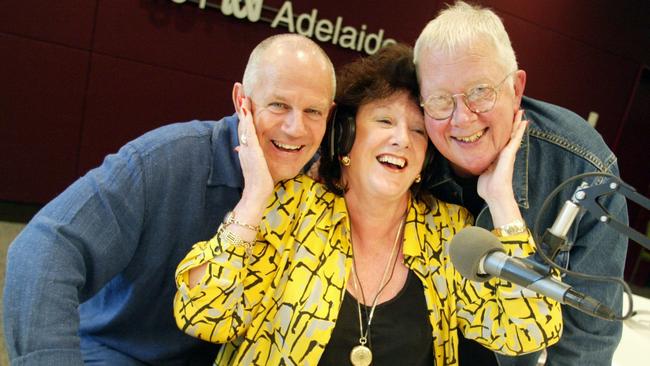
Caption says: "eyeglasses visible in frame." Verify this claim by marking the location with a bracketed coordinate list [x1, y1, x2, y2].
[420, 71, 516, 120]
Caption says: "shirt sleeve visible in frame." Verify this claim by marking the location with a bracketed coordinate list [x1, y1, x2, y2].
[450, 215, 563, 356]
[3, 144, 146, 366]
[173, 230, 264, 343]
[173, 176, 313, 343]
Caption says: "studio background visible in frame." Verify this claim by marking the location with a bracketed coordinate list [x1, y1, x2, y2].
[0, 1, 649, 364]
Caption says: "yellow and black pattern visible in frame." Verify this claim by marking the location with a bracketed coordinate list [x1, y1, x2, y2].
[174, 175, 562, 366]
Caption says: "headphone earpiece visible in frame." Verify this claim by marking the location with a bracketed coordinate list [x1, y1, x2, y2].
[329, 107, 356, 160]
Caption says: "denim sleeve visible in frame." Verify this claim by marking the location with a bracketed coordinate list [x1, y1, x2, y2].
[3, 144, 146, 365]
[545, 166, 628, 366]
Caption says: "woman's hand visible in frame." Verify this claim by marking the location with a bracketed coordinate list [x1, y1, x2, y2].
[236, 97, 274, 206]
[214, 97, 274, 244]
[187, 99, 277, 287]
[477, 109, 527, 227]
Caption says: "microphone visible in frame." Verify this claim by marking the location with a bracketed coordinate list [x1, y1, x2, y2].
[547, 199, 581, 239]
[542, 183, 587, 260]
[449, 226, 616, 320]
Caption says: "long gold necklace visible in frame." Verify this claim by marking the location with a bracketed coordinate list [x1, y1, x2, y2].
[349, 217, 404, 366]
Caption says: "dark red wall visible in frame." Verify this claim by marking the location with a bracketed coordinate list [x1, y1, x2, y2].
[1, 0, 648, 204]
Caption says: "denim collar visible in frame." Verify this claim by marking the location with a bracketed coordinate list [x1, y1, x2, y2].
[514, 125, 530, 209]
[207, 113, 244, 188]
[428, 126, 530, 209]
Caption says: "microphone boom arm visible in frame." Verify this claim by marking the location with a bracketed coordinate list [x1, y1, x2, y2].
[575, 176, 650, 249]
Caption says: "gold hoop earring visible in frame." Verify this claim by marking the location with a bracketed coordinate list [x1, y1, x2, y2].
[341, 155, 351, 166]
[414, 174, 421, 184]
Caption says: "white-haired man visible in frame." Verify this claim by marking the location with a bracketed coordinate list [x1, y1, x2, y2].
[415, 2, 627, 366]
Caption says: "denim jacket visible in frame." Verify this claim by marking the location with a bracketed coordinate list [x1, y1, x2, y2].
[428, 96, 628, 366]
[4, 115, 244, 365]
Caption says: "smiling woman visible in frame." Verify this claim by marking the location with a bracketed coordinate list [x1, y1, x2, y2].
[173, 43, 562, 366]
[319, 43, 433, 200]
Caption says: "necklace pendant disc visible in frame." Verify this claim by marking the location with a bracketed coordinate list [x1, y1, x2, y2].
[350, 345, 372, 366]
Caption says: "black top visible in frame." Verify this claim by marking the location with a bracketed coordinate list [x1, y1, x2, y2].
[455, 175, 484, 219]
[319, 270, 433, 365]
[455, 175, 499, 366]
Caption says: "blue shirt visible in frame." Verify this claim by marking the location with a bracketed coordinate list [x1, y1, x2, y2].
[428, 96, 628, 366]
[4, 115, 243, 365]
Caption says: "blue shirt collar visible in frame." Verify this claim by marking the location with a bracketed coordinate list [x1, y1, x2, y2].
[207, 113, 244, 188]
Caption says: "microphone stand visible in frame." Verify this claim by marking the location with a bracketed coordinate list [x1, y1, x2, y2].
[576, 177, 650, 249]
[543, 176, 650, 261]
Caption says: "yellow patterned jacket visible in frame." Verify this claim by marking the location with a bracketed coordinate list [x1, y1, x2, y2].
[174, 175, 562, 365]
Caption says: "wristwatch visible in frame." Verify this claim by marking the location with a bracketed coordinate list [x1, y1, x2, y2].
[217, 224, 254, 257]
[493, 218, 527, 236]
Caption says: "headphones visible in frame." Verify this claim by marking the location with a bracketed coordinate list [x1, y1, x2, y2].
[327, 105, 436, 184]
[328, 106, 356, 160]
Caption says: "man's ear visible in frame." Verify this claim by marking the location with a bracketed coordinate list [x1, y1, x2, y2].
[232, 82, 245, 116]
[512, 70, 527, 109]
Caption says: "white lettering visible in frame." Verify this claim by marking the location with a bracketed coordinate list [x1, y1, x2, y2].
[356, 24, 367, 51]
[338, 26, 358, 50]
[296, 9, 318, 37]
[314, 19, 333, 42]
[221, 0, 262, 22]
[332, 16, 343, 44]
[271, 1, 294, 32]
[168, 0, 397, 55]
[171, 0, 206, 9]
[382, 38, 397, 48]
[363, 29, 384, 55]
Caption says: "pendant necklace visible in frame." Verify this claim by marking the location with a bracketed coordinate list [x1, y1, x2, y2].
[349, 216, 404, 366]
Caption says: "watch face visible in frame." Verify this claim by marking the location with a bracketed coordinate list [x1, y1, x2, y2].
[504, 220, 526, 235]
[496, 219, 526, 236]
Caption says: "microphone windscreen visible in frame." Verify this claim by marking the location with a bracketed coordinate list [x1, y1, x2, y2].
[449, 226, 504, 282]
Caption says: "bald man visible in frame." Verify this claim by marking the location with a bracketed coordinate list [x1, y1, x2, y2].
[4, 34, 336, 366]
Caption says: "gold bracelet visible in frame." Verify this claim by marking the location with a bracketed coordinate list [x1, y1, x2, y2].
[217, 224, 254, 257]
[224, 211, 259, 232]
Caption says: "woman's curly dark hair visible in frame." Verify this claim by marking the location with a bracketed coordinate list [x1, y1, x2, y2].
[318, 43, 436, 206]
